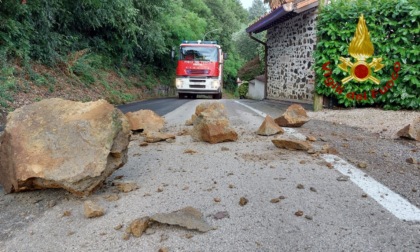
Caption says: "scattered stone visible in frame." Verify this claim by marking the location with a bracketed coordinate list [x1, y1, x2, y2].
[326, 163, 333, 169]
[139, 142, 148, 147]
[310, 187, 317, 192]
[144, 228, 156, 235]
[145, 131, 176, 143]
[362, 194, 368, 198]
[127, 217, 150, 237]
[306, 135, 317, 142]
[229, 184, 235, 189]
[67, 231, 75, 236]
[113, 181, 138, 193]
[239, 197, 248, 206]
[184, 149, 197, 154]
[0, 98, 130, 196]
[103, 194, 120, 202]
[47, 200, 57, 208]
[185, 234, 194, 239]
[114, 224, 123, 230]
[357, 162, 368, 169]
[279, 196, 286, 200]
[213, 211, 230, 220]
[151, 207, 213, 232]
[84, 200, 105, 218]
[63, 211, 72, 217]
[122, 233, 130, 240]
[295, 210, 304, 217]
[159, 248, 170, 252]
[221, 147, 230, 151]
[412, 188, 418, 193]
[270, 198, 280, 203]
[272, 137, 312, 151]
[299, 160, 306, 164]
[125, 110, 165, 133]
[274, 104, 310, 127]
[213, 197, 221, 203]
[307, 149, 317, 154]
[190, 102, 238, 144]
[256, 115, 284, 136]
[296, 184, 305, 189]
[304, 215, 313, 220]
[406, 157, 418, 164]
[157, 187, 164, 193]
[397, 117, 420, 141]
[337, 175, 350, 182]
[166, 138, 176, 143]
[160, 234, 169, 242]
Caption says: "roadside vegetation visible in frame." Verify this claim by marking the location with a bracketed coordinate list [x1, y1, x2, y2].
[0, 0, 268, 123]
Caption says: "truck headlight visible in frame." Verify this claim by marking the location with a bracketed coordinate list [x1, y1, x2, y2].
[211, 80, 220, 89]
[175, 79, 183, 88]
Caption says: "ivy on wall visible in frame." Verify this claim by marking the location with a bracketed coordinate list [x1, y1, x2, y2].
[314, 0, 419, 109]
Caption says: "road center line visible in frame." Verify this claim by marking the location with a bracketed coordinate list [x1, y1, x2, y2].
[235, 100, 420, 222]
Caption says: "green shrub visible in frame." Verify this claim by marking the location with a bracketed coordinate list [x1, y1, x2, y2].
[238, 81, 249, 98]
[315, 0, 419, 109]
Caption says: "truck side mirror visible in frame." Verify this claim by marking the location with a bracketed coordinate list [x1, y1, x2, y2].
[223, 53, 228, 60]
[171, 48, 175, 60]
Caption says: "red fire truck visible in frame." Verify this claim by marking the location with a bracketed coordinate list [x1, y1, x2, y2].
[175, 40, 225, 99]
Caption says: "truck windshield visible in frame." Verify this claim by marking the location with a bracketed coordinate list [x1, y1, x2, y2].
[180, 46, 218, 62]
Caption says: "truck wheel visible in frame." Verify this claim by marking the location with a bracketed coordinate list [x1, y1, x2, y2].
[213, 92, 222, 99]
[178, 93, 184, 99]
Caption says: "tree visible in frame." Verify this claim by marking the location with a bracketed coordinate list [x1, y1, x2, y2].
[248, 0, 268, 22]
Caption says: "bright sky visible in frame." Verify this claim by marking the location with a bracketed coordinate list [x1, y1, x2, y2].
[240, 0, 254, 9]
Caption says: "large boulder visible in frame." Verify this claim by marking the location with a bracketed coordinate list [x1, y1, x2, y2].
[274, 104, 310, 127]
[125, 110, 165, 133]
[0, 98, 130, 196]
[397, 117, 420, 141]
[257, 115, 284, 136]
[191, 102, 238, 144]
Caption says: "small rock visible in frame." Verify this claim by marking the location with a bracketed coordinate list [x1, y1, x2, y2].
[326, 163, 333, 169]
[160, 234, 169, 242]
[213, 211, 230, 220]
[406, 157, 418, 164]
[151, 207, 213, 232]
[83, 200, 105, 218]
[337, 175, 350, 182]
[362, 194, 368, 198]
[157, 187, 164, 193]
[272, 138, 312, 151]
[63, 210, 72, 217]
[184, 149, 197, 154]
[166, 138, 176, 143]
[221, 147, 230, 151]
[213, 197, 221, 203]
[239, 197, 248, 206]
[296, 184, 305, 189]
[185, 234, 194, 239]
[306, 135, 317, 142]
[299, 160, 306, 164]
[103, 194, 120, 202]
[139, 142, 148, 147]
[274, 104, 310, 127]
[412, 188, 418, 193]
[159, 248, 169, 252]
[128, 217, 150, 237]
[229, 184, 235, 189]
[114, 224, 123, 230]
[304, 215, 313, 220]
[310, 187, 317, 192]
[256, 115, 284, 136]
[122, 232, 130, 240]
[295, 210, 304, 217]
[357, 162, 368, 169]
[270, 198, 280, 203]
[113, 181, 139, 193]
[307, 149, 317, 154]
[47, 200, 57, 208]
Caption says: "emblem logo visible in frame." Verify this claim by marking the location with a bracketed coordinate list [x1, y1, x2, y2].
[338, 14, 384, 84]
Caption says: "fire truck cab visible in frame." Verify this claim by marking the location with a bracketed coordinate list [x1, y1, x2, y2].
[175, 40, 225, 99]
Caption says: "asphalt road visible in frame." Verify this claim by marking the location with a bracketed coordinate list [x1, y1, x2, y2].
[1, 98, 419, 251]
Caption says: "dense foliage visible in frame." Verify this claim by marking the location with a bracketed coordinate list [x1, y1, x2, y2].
[315, 0, 419, 109]
[0, 0, 252, 108]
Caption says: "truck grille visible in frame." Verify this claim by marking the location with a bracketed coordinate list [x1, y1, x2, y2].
[186, 69, 209, 74]
[189, 85, 206, 88]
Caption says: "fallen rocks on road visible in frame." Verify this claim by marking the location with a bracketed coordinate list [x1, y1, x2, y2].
[127, 217, 151, 238]
[84, 200, 106, 218]
[272, 137, 312, 151]
[113, 180, 139, 193]
[256, 115, 284, 136]
[125, 109, 165, 133]
[274, 104, 310, 127]
[397, 117, 420, 141]
[0, 98, 130, 196]
[191, 102, 238, 144]
[144, 131, 176, 143]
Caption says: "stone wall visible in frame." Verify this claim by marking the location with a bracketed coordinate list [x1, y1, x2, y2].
[266, 8, 317, 102]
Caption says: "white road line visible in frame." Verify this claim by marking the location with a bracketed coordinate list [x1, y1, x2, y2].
[323, 154, 420, 222]
[235, 100, 420, 222]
